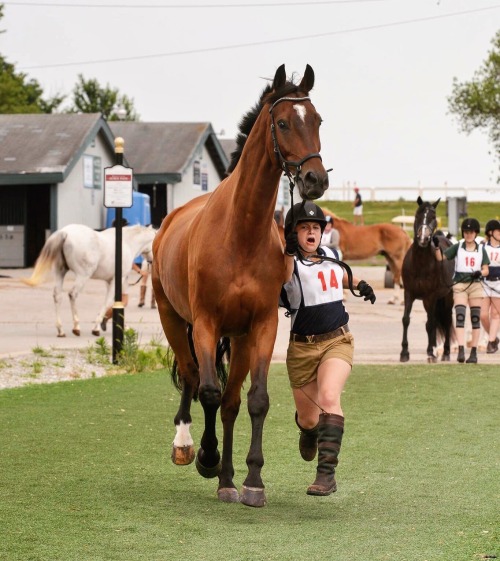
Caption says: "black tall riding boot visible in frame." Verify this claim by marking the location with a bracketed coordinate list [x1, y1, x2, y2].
[295, 412, 318, 462]
[307, 413, 344, 496]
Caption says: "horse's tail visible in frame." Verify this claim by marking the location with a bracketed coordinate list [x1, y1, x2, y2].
[21, 230, 67, 286]
[171, 324, 231, 401]
[435, 295, 453, 341]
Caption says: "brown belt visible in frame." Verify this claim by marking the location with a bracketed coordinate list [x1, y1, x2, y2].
[290, 325, 350, 344]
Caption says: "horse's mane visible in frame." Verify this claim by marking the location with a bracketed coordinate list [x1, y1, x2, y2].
[227, 75, 308, 174]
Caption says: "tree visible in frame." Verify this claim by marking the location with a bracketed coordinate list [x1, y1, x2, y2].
[68, 75, 139, 121]
[448, 30, 500, 182]
[0, 4, 64, 113]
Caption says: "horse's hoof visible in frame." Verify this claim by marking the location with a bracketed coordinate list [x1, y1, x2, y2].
[240, 485, 266, 508]
[171, 445, 195, 466]
[441, 354, 451, 362]
[91, 329, 100, 336]
[400, 354, 409, 363]
[195, 451, 221, 479]
[57, 333, 66, 338]
[217, 487, 240, 503]
[72, 329, 80, 336]
[427, 355, 437, 364]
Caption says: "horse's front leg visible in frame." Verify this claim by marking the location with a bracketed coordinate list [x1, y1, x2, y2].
[400, 294, 414, 362]
[193, 324, 223, 479]
[92, 280, 114, 336]
[67, 274, 91, 336]
[240, 321, 276, 508]
[156, 297, 199, 466]
[217, 337, 249, 503]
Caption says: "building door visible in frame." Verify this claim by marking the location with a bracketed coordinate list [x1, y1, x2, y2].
[139, 183, 167, 228]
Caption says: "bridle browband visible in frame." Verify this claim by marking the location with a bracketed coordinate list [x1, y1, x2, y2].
[269, 96, 323, 186]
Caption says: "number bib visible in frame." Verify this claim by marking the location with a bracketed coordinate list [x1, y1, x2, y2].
[455, 243, 481, 273]
[485, 244, 500, 268]
[296, 249, 344, 306]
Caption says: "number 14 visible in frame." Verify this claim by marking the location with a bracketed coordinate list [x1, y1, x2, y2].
[318, 270, 339, 291]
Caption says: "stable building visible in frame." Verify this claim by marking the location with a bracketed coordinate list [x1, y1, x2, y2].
[109, 121, 229, 228]
[0, 114, 230, 267]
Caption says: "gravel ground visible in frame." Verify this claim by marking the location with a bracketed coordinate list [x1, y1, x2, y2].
[0, 347, 111, 390]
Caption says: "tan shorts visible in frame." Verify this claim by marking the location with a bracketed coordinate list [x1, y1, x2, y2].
[286, 331, 354, 389]
[452, 282, 485, 299]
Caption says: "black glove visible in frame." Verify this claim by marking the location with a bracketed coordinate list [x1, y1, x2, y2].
[285, 231, 299, 256]
[357, 280, 376, 304]
[471, 270, 482, 280]
[432, 235, 440, 248]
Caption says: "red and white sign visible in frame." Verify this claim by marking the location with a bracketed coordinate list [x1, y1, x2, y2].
[104, 164, 134, 208]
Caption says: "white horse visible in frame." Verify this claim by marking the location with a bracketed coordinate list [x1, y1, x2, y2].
[23, 224, 156, 337]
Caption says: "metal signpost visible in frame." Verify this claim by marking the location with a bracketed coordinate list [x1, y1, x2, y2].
[104, 138, 133, 364]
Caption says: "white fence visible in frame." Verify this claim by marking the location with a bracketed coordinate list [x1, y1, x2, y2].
[324, 184, 500, 203]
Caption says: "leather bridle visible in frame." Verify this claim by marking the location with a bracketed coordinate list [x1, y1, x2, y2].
[268, 96, 323, 188]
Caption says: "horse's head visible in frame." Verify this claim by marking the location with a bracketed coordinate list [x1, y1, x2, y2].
[125, 224, 156, 263]
[414, 196, 440, 247]
[264, 64, 329, 201]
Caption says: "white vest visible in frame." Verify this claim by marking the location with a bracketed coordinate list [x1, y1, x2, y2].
[455, 243, 482, 273]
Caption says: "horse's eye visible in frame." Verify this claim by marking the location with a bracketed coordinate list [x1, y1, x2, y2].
[277, 120, 287, 130]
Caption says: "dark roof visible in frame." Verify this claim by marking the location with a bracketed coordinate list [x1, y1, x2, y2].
[110, 122, 229, 184]
[0, 113, 116, 185]
[219, 138, 237, 162]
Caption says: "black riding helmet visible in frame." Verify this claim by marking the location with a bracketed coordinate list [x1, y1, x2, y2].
[485, 219, 500, 236]
[461, 217, 480, 235]
[284, 202, 327, 237]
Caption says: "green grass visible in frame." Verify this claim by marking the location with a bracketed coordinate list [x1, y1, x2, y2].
[321, 200, 500, 230]
[1, 365, 498, 561]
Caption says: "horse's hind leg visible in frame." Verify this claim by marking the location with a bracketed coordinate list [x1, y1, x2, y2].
[400, 294, 413, 362]
[387, 257, 402, 305]
[53, 268, 68, 337]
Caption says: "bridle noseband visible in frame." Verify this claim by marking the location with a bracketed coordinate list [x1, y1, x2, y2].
[269, 96, 323, 188]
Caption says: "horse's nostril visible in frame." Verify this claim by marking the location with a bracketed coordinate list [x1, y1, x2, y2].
[304, 170, 318, 185]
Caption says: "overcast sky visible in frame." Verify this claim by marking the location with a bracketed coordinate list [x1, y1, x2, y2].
[1, 0, 499, 190]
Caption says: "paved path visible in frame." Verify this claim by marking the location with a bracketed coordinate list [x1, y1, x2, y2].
[1, 267, 497, 364]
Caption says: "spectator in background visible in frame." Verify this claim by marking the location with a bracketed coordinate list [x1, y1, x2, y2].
[480, 219, 500, 353]
[321, 216, 342, 260]
[353, 187, 364, 225]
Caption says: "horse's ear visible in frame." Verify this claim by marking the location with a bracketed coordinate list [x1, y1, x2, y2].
[299, 64, 315, 93]
[432, 198, 441, 208]
[273, 65, 287, 91]
[417, 196, 423, 206]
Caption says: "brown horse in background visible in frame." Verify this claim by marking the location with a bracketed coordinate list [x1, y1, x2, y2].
[152, 65, 328, 507]
[322, 209, 412, 304]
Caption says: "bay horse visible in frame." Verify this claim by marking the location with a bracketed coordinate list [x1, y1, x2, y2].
[322, 209, 412, 304]
[23, 224, 156, 337]
[400, 197, 454, 362]
[152, 64, 328, 507]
